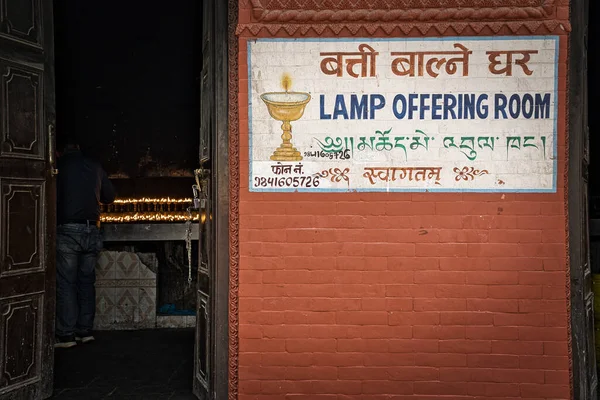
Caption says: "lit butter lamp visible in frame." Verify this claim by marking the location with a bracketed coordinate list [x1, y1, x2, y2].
[260, 74, 311, 161]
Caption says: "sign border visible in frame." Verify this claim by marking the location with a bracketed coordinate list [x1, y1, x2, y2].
[247, 35, 560, 193]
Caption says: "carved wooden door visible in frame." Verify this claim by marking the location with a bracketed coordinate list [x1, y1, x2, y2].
[581, 10, 598, 397]
[571, 0, 598, 397]
[193, 0, 214, 398]
[0, 0, 56, 399]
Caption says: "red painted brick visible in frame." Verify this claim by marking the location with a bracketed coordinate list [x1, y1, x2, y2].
[284, 311, 336, 324]
[439, 257, 490, 271]
[491, 369, 545, 384]
[437, 229, 489, 243]
[362, 381, 414, 395]
[542, 257, 566, 271]
[385, 298, 414, 311]
[439, 340, 491, 354]
[414, 381, 469, 396]
[519, 271, 565, 285]
[545, 313, 568, 327]
[260, 352, 313, 367]
[467, 299, 519, 313]
[542, 285, 567, 300]
[389, 339, 439, 353]
[488, 285, 542, 299]
[493, 313, 545, 327]
[364, 353, 415, 367]
[441, 312, 494, 326]
[285, 339, 337, 353]
[488, 230, 542, 243]
[467, 382, 521, 397]
[364, 243, 416, 257]
[388, 257, 439, 270]
[545, 370, 569, 384]
[541, 229, 566, 243]
[543, 341, 569, 356]
[386, 284, 434, 298]
[336, 256, 387, 270]
[385, 201, 436, 215]
[435, 284, 488, 298]
[416, 353, 467, 367]
[467, 354, 519, 368]
[467, 326, 519, 340]
[363, 271, 415, 284]
[414, 325, 466, 340]
[416, 243, 468, 257]
[519, 356, 569, 370]
[336, 311, 388, 325]
[312, 353, 364, 367]
[412, 215, 463, 229]
[388, 311, 440, 326]
[518, 327, 567, 342]
[520, 383, 570, 398]
[414, 299, 466, 311]
[337, 338, 389, 353]
[489, 257, 544, 271]
[518, 300, 567, 313]
[352, 325, 412, 339]
[462, 215, 518, 229]
[439, 367, 471, 382]
[414, 271, 465, 284]
[491, 341, 544, 355]
[466, 271, 519, 285]
[468, 243, 519, 257]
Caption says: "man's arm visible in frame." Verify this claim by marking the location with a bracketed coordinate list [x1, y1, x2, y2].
[99, 169, 116, 204]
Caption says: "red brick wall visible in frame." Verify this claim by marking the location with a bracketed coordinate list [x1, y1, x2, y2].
[235, 3, 571, 399]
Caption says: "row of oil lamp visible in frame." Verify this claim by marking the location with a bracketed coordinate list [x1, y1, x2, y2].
[100, 198, 194, 214]
[100, 198, 206, 223]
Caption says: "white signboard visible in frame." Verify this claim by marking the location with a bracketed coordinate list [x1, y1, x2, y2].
[248, 36, 558, 193]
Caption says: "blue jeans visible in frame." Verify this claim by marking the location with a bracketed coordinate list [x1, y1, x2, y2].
[56, 223, 103, 337]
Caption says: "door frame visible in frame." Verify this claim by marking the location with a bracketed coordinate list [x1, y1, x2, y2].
[224, 0, 240, 399]
[210, 0, 233, 399]
[569, 0, 593, 399]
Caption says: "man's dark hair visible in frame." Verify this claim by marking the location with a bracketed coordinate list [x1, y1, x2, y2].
[57, 131, 80, 153]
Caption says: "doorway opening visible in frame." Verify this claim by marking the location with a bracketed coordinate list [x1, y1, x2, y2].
[51, 1, 202, 398]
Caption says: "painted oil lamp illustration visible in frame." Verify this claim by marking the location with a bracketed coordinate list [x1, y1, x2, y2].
[260, 73, 311, 161]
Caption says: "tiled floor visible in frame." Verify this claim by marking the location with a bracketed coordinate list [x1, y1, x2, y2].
[51, 329, 196, 399]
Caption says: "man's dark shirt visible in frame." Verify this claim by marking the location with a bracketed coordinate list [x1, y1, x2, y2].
[57, 150, 115, 224]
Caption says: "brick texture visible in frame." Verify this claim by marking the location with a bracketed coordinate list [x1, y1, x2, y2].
[236, 2, 571, 399]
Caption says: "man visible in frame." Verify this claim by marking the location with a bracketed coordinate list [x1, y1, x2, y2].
[55, 140, 115, 348]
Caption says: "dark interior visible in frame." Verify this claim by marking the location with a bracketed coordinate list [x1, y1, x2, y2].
[51, 1, 202, 397]
[53, 0, 201, 197]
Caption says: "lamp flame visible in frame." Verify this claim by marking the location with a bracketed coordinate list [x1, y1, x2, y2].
[281, 73, 292, 92]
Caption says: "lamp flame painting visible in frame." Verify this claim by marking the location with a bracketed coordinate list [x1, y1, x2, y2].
[260, 73, 311, 162]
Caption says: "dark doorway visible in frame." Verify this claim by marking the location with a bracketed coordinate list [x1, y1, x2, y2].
[53, 0, 201, 180]
[51, 1, 202, 398]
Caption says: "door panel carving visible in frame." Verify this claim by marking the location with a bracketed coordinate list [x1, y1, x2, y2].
[0, 0, 54, 398]
[0, 180, 43, 277]
[0, 0, 41, 47]
[196, 291, 209, 391]
[0, 293, 42, 393]
[0, 60, 43, 159]
[585, 294, 598, 398]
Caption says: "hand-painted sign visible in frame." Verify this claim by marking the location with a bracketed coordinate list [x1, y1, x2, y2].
[248, 37, 558, 193]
